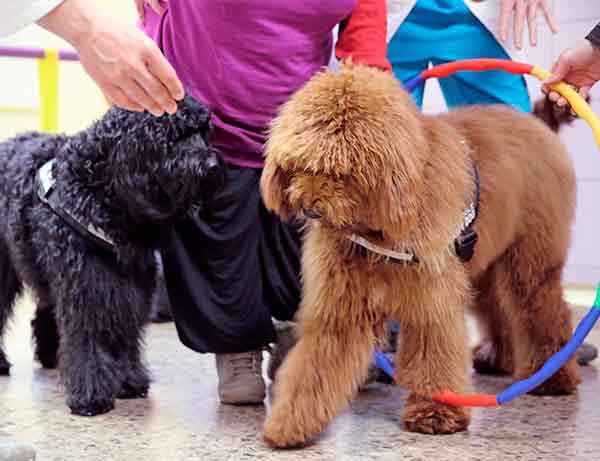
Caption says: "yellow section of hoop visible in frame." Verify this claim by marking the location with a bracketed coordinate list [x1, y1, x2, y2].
[531, 66, 600, 149]
[38, 48, 60, 133]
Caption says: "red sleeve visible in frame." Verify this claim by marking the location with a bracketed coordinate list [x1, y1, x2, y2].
[334, 0, 391, 71]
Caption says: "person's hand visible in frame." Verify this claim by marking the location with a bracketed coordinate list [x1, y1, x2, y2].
[75, 20, 182, 115]
[543, 40, 600, 107]
[38, 0, 182, 116]
[135, 0, 167, 24]
[499, 0, 558, 49]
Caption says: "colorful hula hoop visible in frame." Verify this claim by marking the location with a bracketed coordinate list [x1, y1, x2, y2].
[374, 59, 600, 407]
[375, 284, 600, 407]
[403, 58, 600, 149]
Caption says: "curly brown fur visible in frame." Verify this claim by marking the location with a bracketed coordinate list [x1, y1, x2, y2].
[260, 64, 580, 447]
[0, 95, 225, 416]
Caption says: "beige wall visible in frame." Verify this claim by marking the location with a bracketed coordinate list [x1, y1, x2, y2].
[0, 0, 137, 139]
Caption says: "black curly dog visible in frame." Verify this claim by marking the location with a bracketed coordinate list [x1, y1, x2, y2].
[0, 95, 225, 416]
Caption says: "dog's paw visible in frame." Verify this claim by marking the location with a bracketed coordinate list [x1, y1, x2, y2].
[527, 365, 580, 396]
[0, 353, 10, 376]
[403, 394, 470, 435]
[69, 399, 115, 417]
[117, 382, 149, 400]
[472, 341, 513, 375]
[37, 354, 58, 370]
[263, 418, 310, 449]
[263, 404, 318, 449]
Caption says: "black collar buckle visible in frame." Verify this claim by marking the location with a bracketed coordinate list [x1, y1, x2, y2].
[455, 227, 478, 263]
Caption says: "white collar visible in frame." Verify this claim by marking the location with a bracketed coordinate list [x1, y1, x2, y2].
[348, 233, 416, 263]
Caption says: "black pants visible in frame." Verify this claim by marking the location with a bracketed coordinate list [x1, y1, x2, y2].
[161, 165, 302, 354]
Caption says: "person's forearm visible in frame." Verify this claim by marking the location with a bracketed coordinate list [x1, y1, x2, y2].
[586, 23, 600, 49]
[36, 0, 94, 48]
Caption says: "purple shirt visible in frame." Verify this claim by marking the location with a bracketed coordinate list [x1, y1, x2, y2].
[144, 0, 356, 167]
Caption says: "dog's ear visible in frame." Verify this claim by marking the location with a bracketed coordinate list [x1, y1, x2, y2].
[110, 138, 173, 222]
[370, 173, 418, 241]
[260, 161, 291, 220]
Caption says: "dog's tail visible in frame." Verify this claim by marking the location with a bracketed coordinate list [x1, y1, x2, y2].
[532, 96, 589, 132]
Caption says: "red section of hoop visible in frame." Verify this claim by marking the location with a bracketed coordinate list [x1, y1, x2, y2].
[432, 391, 501, 407]
[421, 59, 534, 80]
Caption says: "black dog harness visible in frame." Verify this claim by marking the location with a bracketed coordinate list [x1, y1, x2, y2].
[349, 162, 480, 265]
[36, 159, 116, 252]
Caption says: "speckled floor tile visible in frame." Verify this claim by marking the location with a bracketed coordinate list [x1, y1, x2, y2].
[1, 294, 600, 460]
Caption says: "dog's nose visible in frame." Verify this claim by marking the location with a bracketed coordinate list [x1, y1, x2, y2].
[205, 152, 222, 178]
[303, 208, 321, 219]
[200, 149, 227, 198]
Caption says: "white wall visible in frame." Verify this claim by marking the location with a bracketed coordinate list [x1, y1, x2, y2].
[421, 2, 600, 286]
[552, 2, 600, 286]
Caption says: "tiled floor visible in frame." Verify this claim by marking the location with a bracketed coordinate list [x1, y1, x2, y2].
[1, 289, 599, 461]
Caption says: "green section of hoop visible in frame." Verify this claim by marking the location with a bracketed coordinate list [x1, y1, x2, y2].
[594, 283, 600, 309]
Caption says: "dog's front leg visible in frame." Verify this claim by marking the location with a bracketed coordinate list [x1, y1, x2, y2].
[55, 261, 151, 416]
[396, 290, 471, 435]
[263, 318, 381, 448]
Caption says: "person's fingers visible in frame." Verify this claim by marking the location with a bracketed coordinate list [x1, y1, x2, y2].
[133, 62, 176, 115]
[513, 0, 526, 49]
[122, 77, 164, 116]
[144, 44, 184, 102]
[544, 57, 569, 85]
[499, 0, 514, 42]
[104, 84, 144, 112]
[134, 0, 145, 22]
[540, 0, 559, 34]
[579, 86, 591, 100]
[527, 1, 538, 46]
[557, 96, 568, 107]
[548, 91, 561, 102]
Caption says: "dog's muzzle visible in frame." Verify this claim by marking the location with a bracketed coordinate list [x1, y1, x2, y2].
[198, 148, 227, 201]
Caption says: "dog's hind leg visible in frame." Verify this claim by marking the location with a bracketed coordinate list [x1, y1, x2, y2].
[31, 303, 59, 369]
[116, 294, 151, 400]
[471, 262, 515, 375]
[503, 239, 580, 396]
[263, 294, 385, 448]
[0, 242, 23, 375]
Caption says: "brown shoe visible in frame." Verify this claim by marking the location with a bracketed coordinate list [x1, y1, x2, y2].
[215, 351, 265, 405]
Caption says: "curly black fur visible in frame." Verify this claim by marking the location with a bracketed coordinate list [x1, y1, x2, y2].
[533, 95, 591, 132]
[0, 94, 225, 415]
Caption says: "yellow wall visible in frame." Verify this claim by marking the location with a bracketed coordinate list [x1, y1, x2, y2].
[0, 0, 137, 139]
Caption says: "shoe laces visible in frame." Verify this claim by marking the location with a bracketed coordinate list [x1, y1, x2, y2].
[230, 352, 261, 377]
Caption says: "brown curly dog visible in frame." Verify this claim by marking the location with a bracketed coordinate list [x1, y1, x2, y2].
[260, 64, 580, 448]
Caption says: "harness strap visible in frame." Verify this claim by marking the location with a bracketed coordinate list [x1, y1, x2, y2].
[36, 159, 116, 252]
[454, 165, 480, 263]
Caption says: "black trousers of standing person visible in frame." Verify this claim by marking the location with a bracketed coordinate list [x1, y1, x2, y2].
[160, 164, 302, 354]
